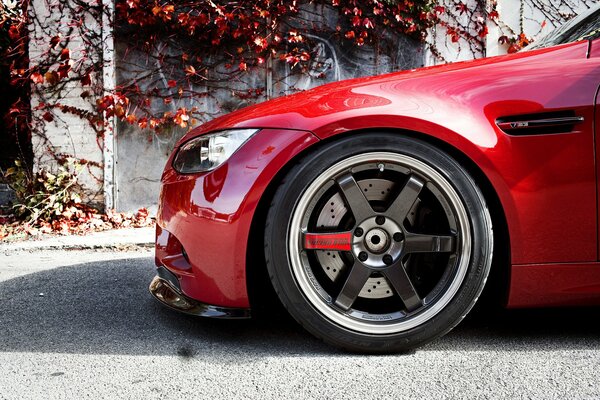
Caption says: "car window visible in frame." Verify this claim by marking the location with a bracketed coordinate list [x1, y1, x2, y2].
[527, 5, 600, 50]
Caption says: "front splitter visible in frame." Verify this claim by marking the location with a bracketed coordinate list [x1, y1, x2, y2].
[149, 267, 251, 319]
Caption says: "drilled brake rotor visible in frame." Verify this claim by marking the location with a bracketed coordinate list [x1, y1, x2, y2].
[315, 178, 419, 299]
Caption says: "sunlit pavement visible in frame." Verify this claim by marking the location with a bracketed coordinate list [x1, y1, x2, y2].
[1, 249, 599, 399]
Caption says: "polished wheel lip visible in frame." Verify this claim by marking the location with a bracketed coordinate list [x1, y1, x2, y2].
[288, 152, 472, 335]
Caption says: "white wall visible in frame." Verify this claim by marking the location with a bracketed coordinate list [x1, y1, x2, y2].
[427, 0, 595, 64]
[28, 0, 597, 211]
[28, 0, 105, 207]
[488, 0, 594, 56]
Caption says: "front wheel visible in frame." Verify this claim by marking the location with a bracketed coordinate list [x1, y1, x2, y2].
[264, 134, 493, 353]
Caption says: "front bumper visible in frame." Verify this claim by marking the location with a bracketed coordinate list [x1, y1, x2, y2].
[149, 267, 251, 318]
[154, 128, 319, 310]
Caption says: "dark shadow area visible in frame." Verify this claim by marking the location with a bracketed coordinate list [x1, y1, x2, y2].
[0, 257, 334, 358]
[430, 301, 600, 352]
[1, 257, 600, 358]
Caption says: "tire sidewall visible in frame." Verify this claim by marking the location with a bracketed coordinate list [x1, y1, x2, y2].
[265, 133, 493, 352]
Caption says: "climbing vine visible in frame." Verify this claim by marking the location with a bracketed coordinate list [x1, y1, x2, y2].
[0, 0, 596, 238]
[111, 0, 448, 130]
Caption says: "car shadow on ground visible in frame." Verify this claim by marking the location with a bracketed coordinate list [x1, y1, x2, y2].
[1, 256, 600, 358]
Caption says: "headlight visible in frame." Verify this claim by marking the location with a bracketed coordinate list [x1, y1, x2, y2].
[172, 129, 258, 173]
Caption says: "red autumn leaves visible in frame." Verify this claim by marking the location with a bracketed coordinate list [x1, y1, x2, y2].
[18, 0, 523, 134]
[499, 33, 533, 53]
[27, 36, 89, 87]
[0, 206, 154, 240]
[104, 0, 454, 130]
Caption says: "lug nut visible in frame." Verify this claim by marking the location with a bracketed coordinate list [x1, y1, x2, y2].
[358, 252, 368, 262]
[375, 216, 386, 225]
[355, 227, 364, 237]
[383, 255, 393, 265]
[393, 232, 404, 242]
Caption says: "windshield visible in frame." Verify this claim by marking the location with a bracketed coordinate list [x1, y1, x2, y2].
[527, 5, 600, 50]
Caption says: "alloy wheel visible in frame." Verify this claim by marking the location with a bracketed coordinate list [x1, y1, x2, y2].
[288, 152, 472, 334]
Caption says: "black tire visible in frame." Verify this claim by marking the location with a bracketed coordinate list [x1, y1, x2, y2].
[264, 133, 493, 353]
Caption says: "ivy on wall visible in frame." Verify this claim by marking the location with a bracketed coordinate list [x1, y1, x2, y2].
[5, 0, 501, 137]
[3, 0, 596, 139]
[0, 0, 31, 172]
[0, 0, 596, 235]
[113, 0, 449, 130]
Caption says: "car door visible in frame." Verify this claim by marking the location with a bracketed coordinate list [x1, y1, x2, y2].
[591, 38, 600, 260]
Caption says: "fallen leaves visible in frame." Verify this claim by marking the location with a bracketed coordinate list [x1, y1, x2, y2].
[0, 207, 154, 241]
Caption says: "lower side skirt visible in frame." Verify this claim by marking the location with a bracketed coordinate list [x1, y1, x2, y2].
[507, 262, 600, 308]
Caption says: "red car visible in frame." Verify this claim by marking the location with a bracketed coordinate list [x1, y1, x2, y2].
[151, 7, 600, 352]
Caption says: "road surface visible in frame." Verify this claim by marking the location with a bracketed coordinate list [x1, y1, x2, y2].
[1, 249, 599, 399]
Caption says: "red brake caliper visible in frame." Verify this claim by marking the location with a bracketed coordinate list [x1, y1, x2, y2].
[303, 232, 352, 251]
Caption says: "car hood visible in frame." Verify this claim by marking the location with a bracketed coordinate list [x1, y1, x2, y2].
[177, 41, 584, 146]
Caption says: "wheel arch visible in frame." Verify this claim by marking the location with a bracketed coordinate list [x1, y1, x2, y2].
[246, 127, 511, 313]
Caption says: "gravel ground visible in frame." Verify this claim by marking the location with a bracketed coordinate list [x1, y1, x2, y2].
[1, 249, 599, 399]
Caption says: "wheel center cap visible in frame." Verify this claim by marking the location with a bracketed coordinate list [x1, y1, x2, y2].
[364, 228, 389, 253]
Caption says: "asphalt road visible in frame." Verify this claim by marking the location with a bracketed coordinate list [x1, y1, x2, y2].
[1, 249, 600, 399]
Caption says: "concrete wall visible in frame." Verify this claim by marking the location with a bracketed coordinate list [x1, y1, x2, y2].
[28, 0, 597, 212]
[426, 0, 486, 65]
[114, 3, 423, 213]
[29, 0, 105, 207]
[427, 0, 596, 63]
[487, 0, 595, 56]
